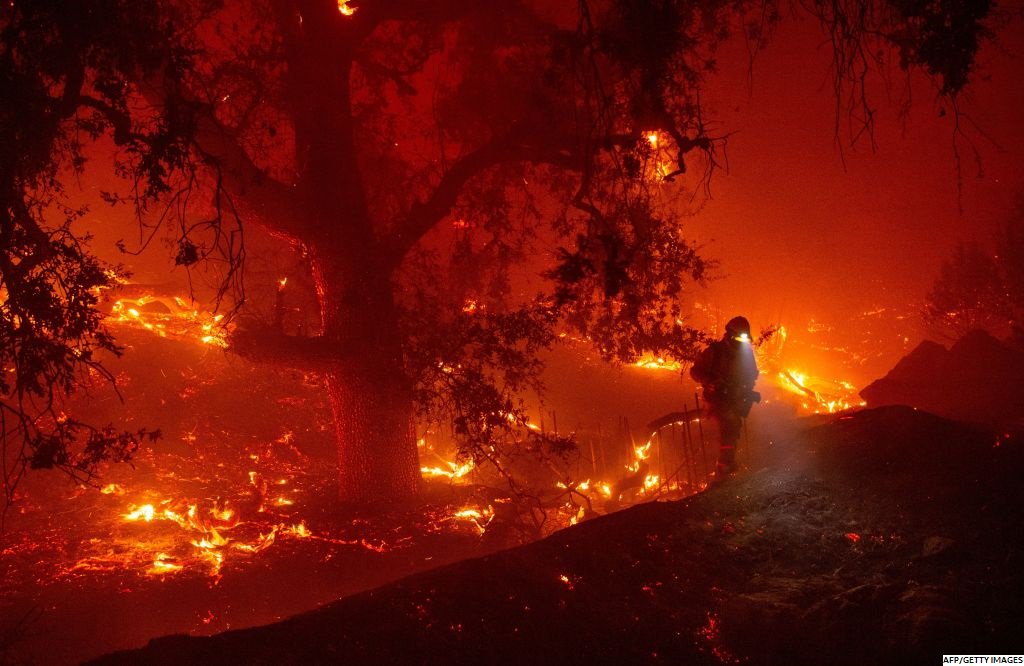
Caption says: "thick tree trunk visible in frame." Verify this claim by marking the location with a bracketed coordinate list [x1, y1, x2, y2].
[312, 252, 421, 503]
[324, 361, 420, 503]
[260, 6, 422, 503]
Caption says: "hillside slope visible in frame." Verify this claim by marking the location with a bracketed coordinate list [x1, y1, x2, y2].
[96, 407, 1024, 665]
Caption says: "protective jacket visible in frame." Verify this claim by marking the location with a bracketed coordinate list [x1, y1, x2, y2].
[690, 338, 759, 416]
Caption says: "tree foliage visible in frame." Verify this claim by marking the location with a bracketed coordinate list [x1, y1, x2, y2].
[925, 203, 1024, 341]
[0, 1, 203, 515]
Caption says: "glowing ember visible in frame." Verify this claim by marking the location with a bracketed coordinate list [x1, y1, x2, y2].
[115, 493, 309, 575]
[147, 553, 183, 576]
[697, 612, 740, 663]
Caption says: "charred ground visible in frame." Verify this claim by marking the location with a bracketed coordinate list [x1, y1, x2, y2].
[96, 406, 1024, 664]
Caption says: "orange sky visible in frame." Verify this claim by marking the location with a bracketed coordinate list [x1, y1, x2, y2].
[681, 14, 1024, 383]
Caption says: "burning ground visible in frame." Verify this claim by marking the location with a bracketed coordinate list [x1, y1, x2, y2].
[0, 283, 872, 664]
[0, 287, 723, 664]
[94, 406, 1024, 664]
[0, 319, 513, 665]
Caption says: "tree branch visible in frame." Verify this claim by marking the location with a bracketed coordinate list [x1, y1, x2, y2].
[386, 131, 581, 268]
[76, 95, 137, 144]
[189, 112, 307, 242]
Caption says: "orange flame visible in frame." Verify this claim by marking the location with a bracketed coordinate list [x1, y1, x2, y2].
[775, 369, 865, 414]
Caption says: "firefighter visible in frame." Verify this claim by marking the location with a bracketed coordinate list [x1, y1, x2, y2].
[689, 316, 760, 477]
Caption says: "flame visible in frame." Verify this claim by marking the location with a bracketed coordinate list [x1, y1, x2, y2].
[557, 479, 592, 492]
[124, 504, 156, 522]
[632, 354, 680, 372]
[337, 0, 356, 16]
[626, 320, 863, 416]
[775, 368, 865, 414]
[283, 522, 312, 538]
[107, 294, 231, 348]
[13, 417, 494, 591]
[502, 411, 542, 432]
[233, 527, 278, 554]
[147, 553, 182, 575]
[626, 442, 651, 474]
[119, 496, 283, 574]
[452, 505, 494, 535]
[421, 459, 474, 481]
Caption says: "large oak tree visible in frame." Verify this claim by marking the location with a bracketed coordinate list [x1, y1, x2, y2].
[1, 0, 994, 506]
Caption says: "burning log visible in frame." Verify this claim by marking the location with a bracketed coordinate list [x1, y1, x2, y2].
[779, 370, 820, 402]
[104, 290, 231, 348]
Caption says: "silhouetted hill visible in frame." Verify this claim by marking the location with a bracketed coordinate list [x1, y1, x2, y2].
[861, 330, 1024, 424]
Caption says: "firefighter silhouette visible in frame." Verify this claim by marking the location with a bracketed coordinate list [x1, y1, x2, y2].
[690, 316, 760, 476]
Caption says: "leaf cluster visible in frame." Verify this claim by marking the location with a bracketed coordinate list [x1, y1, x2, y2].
[0, 0, 198, 518]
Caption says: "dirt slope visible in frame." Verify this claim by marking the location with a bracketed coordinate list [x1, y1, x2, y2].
[94, 407, 1024, 665]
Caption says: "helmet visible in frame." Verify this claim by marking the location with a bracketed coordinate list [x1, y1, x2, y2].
[725, 316, 751, 341]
